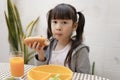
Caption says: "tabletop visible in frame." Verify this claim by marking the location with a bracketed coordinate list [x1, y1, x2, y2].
[0, 63, 109, 80]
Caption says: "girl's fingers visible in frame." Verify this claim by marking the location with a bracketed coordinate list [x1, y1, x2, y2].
[32, 41, 38, 49]
[36, 42, 41, 50]
[28, 42, 44, 52]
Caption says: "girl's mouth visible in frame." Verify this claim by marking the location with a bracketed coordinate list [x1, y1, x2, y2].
[54, 33, 63, 37]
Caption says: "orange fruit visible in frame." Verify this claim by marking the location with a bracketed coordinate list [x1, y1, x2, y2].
[27, 68, 51, 80]
[27, 65, 73, 80]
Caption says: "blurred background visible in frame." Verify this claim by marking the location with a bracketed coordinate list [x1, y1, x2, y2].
[0, 0, 120, 80]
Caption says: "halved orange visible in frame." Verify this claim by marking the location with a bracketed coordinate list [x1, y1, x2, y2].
[27, 65, 73, 80]
[27, 68, 51, 80]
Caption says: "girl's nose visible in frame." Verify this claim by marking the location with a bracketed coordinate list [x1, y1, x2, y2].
[56, 24, 62, 31]
[56, 28, 62, 31]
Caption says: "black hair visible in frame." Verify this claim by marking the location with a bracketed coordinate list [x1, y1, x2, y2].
[47, 3, 85, 67]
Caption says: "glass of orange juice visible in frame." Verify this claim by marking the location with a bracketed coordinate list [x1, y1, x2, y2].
[9, 51, 24, 78]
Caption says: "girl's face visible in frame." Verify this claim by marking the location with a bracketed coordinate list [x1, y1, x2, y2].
[51, 19, 76, 41]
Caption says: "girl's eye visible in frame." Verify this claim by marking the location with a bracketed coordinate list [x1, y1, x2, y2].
[53, 21, 57, 24]
[63, 21, 67, 24]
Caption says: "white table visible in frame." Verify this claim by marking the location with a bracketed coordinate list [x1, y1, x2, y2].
[0, 63, 109, 80]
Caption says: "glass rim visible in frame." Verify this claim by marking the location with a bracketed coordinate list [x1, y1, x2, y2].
[9, 51, 24, 57]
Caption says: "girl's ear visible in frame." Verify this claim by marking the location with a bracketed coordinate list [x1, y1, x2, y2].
[72, 22, 78, 31]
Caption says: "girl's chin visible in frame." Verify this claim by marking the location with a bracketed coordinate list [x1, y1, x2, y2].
[54, 35, 60, 38]
[54, 37, 61, 40]
[54, 37, 62, 40]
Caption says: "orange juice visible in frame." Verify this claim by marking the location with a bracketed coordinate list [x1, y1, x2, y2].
[10, 57, 24, 77]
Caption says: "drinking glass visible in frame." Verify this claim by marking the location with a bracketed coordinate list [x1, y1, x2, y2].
[9, 51, 24, 78]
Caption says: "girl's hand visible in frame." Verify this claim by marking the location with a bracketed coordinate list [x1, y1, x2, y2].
[28, 41, 46, 61]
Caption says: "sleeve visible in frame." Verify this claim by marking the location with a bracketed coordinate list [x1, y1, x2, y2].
[34, 53, 48, 66]
[76, 47, 90, 74]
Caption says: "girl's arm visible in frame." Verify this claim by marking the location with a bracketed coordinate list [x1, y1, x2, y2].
[76, 47, 90, 73]
[28, 41, 46, 61]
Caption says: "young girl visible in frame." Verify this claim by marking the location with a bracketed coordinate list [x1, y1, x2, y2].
[29, 3, 90, 73]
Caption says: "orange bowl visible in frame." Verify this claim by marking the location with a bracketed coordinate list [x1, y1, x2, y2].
[27, 65, 73, 80]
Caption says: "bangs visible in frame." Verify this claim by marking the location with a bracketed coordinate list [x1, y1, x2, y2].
[51, 5, 74, 20]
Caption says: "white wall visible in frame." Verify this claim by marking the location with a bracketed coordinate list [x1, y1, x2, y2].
[0, 0, 9, 62]
[0, 0, 120, 80]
